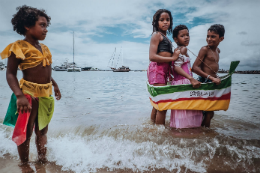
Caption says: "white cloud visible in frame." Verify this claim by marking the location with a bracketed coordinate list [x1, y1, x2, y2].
[0, 0, 259, 70]
[184, 0, 260, 70]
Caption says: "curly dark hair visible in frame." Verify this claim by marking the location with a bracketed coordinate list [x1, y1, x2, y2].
[152, 9, 173, 35]
[172, 25, 189, 38]
[11, 5, 51, 36]
[208, 24, 225, 37]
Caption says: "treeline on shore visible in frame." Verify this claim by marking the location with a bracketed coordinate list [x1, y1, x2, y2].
[218, 70, 260, 74]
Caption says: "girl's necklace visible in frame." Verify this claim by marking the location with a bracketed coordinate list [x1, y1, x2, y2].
[158, 32, 173, 47]
[24, 39, 40, 47]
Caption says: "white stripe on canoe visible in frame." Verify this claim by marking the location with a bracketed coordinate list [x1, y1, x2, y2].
[149, 87, 231, 102]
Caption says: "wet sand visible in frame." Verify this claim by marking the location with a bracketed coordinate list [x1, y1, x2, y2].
[0, 155, 72, 173]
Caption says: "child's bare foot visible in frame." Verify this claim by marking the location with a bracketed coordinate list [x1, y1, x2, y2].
[149, 119, 155, 125]
[18, 162, 34, 173]
[202, 111, 214, 127]
[34, 161, 47, 172]
[150, 107, 157, 124]
[36, 156, 48, 164]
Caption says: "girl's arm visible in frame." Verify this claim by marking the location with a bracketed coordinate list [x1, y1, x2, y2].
[51, 77, 61, 100]
[51, 77, 58, 87]
[6, 52, 31, 113]
[174, 66, 200, 88]
[149, 33, 180, 62]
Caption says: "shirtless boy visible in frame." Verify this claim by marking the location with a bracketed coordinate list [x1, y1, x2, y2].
[192, 24, 225, 127]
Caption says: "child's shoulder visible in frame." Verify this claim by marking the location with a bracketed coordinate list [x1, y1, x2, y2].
[200, 45, 209, 50]
[151, 32, 163, 42]
[179, 46, 187, 55]
[199, 46, 210, 53]
[4, 40, 33, 53]
[151, 32, 162, 38]
[152, 31, 161, 36]
[40, 43, 51, 55]
[5, 40, 34, 50]
[200, 46, 220, 53]
[1, 40, 26, 60]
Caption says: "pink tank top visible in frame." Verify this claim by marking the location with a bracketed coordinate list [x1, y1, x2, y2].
[171, 53, 193, 83]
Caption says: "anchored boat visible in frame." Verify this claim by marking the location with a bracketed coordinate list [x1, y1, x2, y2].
[108, 47, 130, 72]
[0, 62, 5, 71]
[81, 67, 92, 71]
[112, 66, 130, 72]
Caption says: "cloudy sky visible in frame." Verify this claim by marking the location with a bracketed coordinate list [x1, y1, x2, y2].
[0, 0, 259, 70]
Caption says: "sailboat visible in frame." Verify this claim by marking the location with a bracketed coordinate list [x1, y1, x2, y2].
[0, 58, 7, 71]
[0, 62, 5, 70]
[53, 60, 69, 71]
[108, 47, 130, 72]
[67, 31, 81, 72]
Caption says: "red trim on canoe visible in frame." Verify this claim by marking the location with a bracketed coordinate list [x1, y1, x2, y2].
[150, 92, 231, 104]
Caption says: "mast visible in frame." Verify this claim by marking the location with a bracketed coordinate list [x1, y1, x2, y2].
[73, 31, 74, 65]
[115, 47, 122, 69]
[112, 48, 116, 68]
[108, 48, 116, 69]
[122, 47, 123, 67]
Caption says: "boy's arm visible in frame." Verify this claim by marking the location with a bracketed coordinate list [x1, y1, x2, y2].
[191, 47, 209, 78]
[6, 52, 31, 113]
[149, 33, 180, 62]
[51, 77, 61, 100]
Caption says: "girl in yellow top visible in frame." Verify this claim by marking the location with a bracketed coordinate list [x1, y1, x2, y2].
[0, 5, 61, 165]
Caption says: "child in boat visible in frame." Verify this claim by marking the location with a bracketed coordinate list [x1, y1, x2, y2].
[148, 9, 180, 125]
[192, 24, 225, 127]
[0, 5, 61, 164]
[170, 25, 203, 128]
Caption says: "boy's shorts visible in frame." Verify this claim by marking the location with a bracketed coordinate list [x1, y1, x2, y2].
[197, 76, 212, 83]
[197, 76, 213, 118]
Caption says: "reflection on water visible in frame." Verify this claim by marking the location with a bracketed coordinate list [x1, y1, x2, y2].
[0, 71, 260, 172]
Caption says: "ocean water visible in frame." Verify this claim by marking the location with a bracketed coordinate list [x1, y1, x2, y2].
[0, 71, 260, 173]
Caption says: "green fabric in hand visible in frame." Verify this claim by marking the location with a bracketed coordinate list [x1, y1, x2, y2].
[3, 93, 18, 127]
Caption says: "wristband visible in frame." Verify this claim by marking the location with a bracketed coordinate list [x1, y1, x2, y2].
[206, 75, 210, 81]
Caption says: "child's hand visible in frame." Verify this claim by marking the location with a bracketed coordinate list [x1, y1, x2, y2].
[17, 95, 31, 114]
[173, 48, 181, 55]
[172, 48, 181, 61]
[190, 78, 201, 88]
[54, 85, 61, 100]
[211, 77, 221, 85]
[169, 75, 173, 82]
